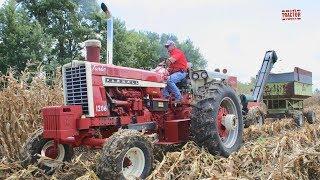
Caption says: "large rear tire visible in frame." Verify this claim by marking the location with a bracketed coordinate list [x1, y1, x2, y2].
[96, 129, 154, 180]
[191, 81, 243, 157]
[21, 128, 74, 170]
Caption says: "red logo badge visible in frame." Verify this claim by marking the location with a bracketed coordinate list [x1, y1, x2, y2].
[282, 9, 301, 21]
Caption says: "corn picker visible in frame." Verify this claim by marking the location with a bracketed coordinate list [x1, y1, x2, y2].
[20, 3, 246, 179]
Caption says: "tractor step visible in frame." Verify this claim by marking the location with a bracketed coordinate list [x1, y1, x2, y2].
[127, 122, 156, 131]
[164, 119, 190, 143]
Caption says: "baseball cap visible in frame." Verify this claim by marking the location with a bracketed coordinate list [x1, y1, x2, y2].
[165, 40, 175, 47]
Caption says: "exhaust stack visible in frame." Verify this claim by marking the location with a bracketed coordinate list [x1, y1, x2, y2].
[101, 3, 113, 65]
[106, 18, 113, 64]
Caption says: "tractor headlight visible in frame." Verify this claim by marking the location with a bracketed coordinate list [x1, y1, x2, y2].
[201, 71, 208, 79]
[192, 72, 199, 80]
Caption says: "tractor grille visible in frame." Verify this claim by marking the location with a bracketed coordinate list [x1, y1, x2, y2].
[44, 114, 58, 131]
[64, 65, 89, 114]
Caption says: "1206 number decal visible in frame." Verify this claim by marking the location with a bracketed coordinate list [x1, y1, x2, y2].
[96, 104, 108, 112]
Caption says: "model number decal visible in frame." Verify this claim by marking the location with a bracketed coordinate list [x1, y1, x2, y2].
[105, 78, 139, 85]
[96, 105, 108, 112]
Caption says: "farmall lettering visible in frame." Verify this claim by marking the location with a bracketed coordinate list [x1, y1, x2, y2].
[105, 78, 139, 85]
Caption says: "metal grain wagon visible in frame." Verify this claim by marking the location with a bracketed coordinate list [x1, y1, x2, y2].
[263, 67, 315, 126]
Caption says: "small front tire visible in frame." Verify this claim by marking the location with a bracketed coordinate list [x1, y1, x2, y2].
[21, 128, 74, 170]
[96, 129, 154, 180]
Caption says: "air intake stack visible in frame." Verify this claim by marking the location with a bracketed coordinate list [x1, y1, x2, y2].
[85, 39, 101, 63]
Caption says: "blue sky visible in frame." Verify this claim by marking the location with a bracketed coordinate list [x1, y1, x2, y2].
[1, 0, 320, 89]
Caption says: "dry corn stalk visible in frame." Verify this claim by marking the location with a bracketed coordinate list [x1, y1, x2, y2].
[0, 68, 63, 161]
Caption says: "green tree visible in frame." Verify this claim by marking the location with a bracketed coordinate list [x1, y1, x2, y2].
[90, 17, 163, 69]
[19, 0, 95, 65]
[145, 33, 207, 69]
[179, 39, 207, 69]
[238, 77, 256, 94]
[0, 0, 51, 73]
[0, 0, 207, 74]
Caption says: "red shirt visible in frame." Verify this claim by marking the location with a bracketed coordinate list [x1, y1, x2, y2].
[168, 48, 188, 74]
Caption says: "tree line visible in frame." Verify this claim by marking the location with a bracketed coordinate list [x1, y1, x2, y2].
[0, 0, 207, 76]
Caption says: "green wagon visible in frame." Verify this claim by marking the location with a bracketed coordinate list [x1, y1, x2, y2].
[263, 67, 315, 126]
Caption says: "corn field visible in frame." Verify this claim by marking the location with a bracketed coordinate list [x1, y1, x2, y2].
[0, 69, 63, 161]
[1, 69, 320, 179]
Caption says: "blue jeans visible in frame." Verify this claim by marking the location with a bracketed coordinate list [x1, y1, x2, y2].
[163, 71, 187, 100]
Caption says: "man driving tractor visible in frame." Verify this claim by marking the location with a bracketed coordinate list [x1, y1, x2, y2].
[161, 40, 188, 103]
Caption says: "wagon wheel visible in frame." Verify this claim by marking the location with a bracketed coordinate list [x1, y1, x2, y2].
[294, 112, 304, 127]
[305, 110, 316, 124]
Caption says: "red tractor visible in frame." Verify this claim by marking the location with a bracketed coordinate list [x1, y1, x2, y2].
[21, 3, 243, 179]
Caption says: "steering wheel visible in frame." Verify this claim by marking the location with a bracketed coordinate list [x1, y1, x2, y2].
[158, 62, 168, 68]
[157, 57, 169, 68]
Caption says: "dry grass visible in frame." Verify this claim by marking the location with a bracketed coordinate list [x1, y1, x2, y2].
[149, 121, 320, 179]
[304, 94, 320, 108]
[1, 69, 320, 179]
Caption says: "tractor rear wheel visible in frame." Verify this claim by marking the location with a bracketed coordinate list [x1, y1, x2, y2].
[96, 129, 154, 180]
[191, 81, 243, 157]
[21, 128, 74, 171]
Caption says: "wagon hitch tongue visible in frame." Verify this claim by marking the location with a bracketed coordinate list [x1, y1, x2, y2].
[222, 114, 238, 131]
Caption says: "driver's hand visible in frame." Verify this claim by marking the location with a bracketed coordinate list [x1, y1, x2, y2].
[158, 61, 166, 66]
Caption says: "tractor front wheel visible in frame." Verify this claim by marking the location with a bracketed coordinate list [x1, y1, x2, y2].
[191, 82, 243, 157]
[21, 128, 74, 170]
[96, 129, 154, 180]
